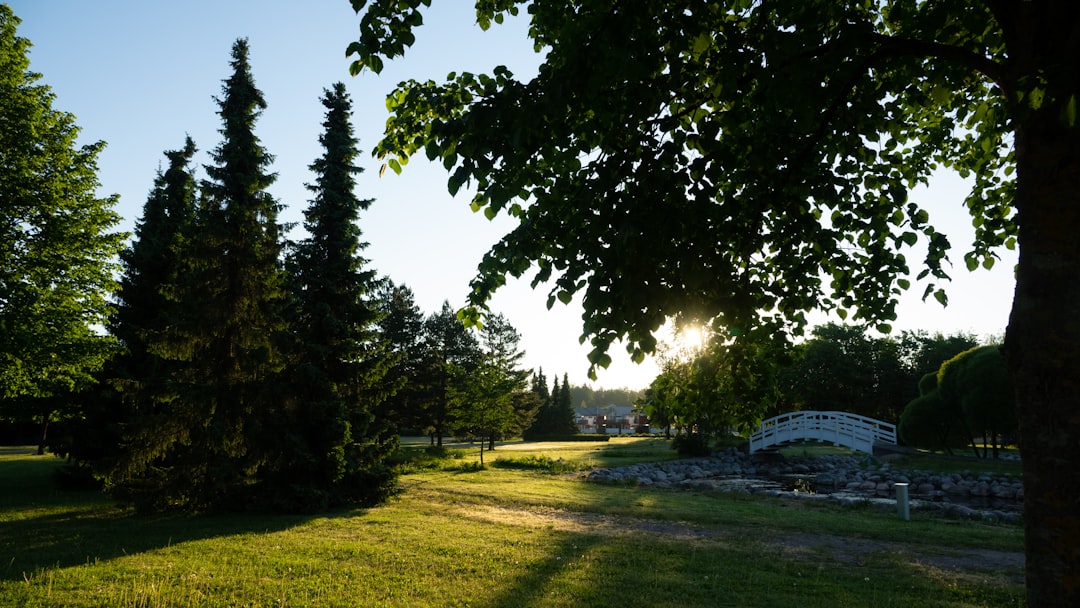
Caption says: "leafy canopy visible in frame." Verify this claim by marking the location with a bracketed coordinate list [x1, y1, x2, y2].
[0, 5, 126, 401]
[346, 1, 1015, 376]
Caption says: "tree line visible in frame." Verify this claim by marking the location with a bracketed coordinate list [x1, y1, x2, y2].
[639, 323, 1000, 453]
[0, 12, 626, 512]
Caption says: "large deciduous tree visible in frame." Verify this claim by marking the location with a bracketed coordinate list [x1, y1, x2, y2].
[347, 2, 1079, 601]
[0, 5, 125, 452]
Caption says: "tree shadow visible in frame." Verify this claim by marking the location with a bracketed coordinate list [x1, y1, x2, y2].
[0, 456, 339, 582]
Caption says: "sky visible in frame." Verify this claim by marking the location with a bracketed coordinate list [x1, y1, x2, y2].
[10, 1, 1017, 390]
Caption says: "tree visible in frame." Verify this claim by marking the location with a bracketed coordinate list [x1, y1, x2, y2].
[110, 39, 288, 512]
[451, 313, 535, 455]
[0, 6, 125, 452]
[419, 301, 482, 447]
[555, 373, 576, 433]
[778, 324, 976, 423]
[938, 345, 1017, 459]
[646, 325, 784, 453]
[274, 82, 396, 511]
[349, 3, 1080, 601]
[898, 372, 969, 454]
[374, 280, 427, 434]
[59, 138, 199, 472]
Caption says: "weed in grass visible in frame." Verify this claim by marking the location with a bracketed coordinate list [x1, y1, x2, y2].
[455, 461, 487, 473]
[490, 455, 589, 474]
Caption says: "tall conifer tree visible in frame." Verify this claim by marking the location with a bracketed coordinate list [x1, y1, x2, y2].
[68, 138, 198, 472]
[193, 37, 287, 509]
[278, 82, 395, 510]
[110, 40, 287, 512]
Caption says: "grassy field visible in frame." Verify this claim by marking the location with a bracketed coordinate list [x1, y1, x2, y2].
[1, 438, 1024, 607]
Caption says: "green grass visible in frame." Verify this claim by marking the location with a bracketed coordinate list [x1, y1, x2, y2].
[0, 440, 1024, 607]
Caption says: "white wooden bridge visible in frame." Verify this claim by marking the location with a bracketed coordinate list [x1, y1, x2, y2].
[748, 410, 897, 455]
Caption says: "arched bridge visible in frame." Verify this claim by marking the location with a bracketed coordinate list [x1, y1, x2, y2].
[748, 411, 897, 455]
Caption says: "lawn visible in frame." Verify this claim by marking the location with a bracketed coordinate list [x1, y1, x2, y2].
[0, 438, 1024, 607]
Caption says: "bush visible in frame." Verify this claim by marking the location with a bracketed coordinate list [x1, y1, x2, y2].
[672, 433, 711, 457]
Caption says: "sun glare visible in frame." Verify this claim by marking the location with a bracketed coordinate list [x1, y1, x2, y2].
[676, 324, 705, 352]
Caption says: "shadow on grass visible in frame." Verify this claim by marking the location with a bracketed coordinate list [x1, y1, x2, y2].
[0, 455, 324, 582]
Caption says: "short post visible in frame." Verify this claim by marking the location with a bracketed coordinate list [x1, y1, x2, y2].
[895, 482, 910, 521]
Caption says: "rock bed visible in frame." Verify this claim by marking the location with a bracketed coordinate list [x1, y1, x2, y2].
[584, 448, 1023, 523]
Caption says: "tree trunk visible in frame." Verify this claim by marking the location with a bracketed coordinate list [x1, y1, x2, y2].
[37, 410, 50, 456]
[1006, 74, 1080, 605]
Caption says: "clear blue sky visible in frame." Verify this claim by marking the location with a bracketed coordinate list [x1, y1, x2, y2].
[10, 1, 1016, 390]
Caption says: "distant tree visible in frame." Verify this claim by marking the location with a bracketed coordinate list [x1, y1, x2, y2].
[374, 281, 426, 434]
[898, 372, 968, 454]
[273, 82, 396, 511]
[0, 6, 126, 453]
[452, 313, 535, 453]
[938, 345, 1016, 459]
[420, 302, 481, 447]
[901, 331, 981, 382]
[643, 326, 782, 454]
[555, 373, 576, 432]
[779, 324, 978, 423]
[569, 385, 644, 414]
[779, 324, 887, 418]
[531, 368, 550, 405]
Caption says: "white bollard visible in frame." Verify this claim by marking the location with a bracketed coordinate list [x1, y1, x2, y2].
[895, 482, 910, 521]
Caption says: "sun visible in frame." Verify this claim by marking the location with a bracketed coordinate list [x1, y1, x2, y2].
[675, 324, 706, 353]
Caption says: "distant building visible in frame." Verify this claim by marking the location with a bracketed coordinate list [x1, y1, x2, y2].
[576, 405, 652, 434]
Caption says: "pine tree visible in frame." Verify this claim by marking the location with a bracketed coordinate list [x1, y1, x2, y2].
[276, 82, 395, 510]
[0, 6, 125, 451]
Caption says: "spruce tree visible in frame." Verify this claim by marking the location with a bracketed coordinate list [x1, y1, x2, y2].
[194, 37, 288, 509]
[277, 82, 395, 510]
[68, 138, 198, 473]
[555, 373, 577, 434]
[110, 39, 287, 512]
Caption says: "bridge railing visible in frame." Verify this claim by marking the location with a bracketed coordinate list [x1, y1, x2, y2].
[748, 410, 897, 454]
